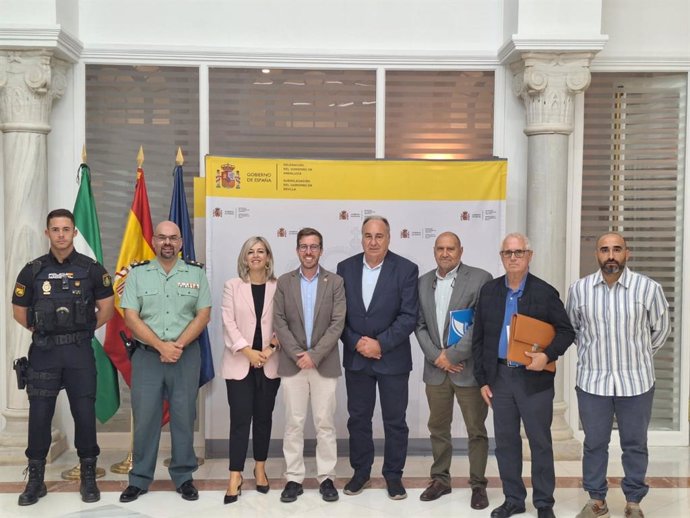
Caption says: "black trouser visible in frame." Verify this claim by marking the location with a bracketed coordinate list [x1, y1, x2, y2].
[225, 368, 281, 471]
[27, 364, 99, 460]
[345, 366, 410, 481]
[492, 363, 555, 509]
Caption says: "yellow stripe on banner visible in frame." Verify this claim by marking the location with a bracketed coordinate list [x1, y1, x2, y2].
[205, 156, 507, 201]
[194, 177, 206, 218]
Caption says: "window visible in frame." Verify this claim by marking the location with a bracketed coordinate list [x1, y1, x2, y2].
[385, 71, 494, 159]
[209, 68, 376, 159]
[581, 73, 686, 430]
[85, 64, 200, 431]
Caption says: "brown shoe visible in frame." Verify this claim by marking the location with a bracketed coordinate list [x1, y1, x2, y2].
[419, 479, 451, 501]
[471, 486, 489, 509]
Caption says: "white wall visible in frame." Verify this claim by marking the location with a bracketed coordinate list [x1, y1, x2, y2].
[77, 0, 503, 53]
[598, 0, 690, 60]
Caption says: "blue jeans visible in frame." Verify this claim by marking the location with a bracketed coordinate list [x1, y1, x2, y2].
[576, 385, 655, 503]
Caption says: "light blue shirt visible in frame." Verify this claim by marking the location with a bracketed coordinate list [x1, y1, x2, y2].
[300, 267, 320, 348]
[362, 257, 383, 310]
[498, 274, 527, 360]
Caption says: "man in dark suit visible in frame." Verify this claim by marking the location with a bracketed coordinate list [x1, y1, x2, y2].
[273, 227, 346, 504]
[472, 233, 574, 518]
[337, 215, 419, 500]
[415, 232, 491, 508]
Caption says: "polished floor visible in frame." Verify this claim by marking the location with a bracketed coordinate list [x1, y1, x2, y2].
[1, 447, 689, 517]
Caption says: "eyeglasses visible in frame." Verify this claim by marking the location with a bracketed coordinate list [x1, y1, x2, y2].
[499, 249, 529, 258]
[155, 235, 181, 243]
[298, 244, 321, 252]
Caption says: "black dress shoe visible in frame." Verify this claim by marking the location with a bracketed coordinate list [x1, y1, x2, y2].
[177, 480, 199, 501]
[490, 500, 527, 518]
[319, 478, 339, 502]
[119, 485, 147, 503]
[280, 481, 303, 503]
[420, 479, 451, 501]
[538, 507, 556, 518]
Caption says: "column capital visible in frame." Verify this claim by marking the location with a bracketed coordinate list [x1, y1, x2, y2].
[0, 49, 69, 133]
[511, 52, 595, 136]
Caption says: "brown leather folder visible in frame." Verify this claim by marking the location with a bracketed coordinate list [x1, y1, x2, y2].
[508, 313, 557, 373]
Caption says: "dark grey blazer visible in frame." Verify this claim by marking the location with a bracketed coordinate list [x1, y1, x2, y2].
[273, 266, 346, 378]
[415, 262, 492, 386]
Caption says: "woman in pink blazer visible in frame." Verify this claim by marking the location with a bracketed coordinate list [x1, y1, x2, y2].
[221, 236, 280, 504]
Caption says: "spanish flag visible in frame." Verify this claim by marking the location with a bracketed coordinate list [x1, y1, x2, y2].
[103, 167, 155, 385]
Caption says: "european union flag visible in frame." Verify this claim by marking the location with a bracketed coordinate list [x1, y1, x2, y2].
[169, 163, 215, 386]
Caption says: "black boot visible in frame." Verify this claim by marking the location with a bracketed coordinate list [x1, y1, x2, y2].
[18, 459, 47, 506]
[79, 457, 100, 503]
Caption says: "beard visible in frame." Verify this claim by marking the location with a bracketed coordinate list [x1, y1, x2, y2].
[600, 259, 624, 275]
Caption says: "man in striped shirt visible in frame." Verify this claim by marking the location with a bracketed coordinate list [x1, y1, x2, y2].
[567, 233, 670, 518]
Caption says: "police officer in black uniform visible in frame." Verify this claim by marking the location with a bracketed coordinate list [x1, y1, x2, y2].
[11, 208, 114, 506]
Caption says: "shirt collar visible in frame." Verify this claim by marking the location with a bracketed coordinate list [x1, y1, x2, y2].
[299, 266, 320, 281]
[436, 262, 460, 281]
[593, 266, 630, 288]
[363, 256, 384, 271]
[48, 248, 77, 264]
[150, 257, 184, 273]
[504, 273, 528, 294]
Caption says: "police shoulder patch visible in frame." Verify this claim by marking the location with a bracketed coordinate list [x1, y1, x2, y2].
[102, 273, 112, 287]
[14, 282, 26, 297]
[184, 259, 204, 268]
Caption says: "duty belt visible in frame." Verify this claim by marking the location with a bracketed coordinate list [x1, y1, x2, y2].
[50, 331, 93, 345]
[134, 340, 158, 353]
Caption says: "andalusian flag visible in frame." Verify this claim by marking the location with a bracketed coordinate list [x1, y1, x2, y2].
[103, 166, 155, 385]
[73, 163, 120, 423]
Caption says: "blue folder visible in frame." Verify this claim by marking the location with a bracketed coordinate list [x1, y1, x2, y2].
[447, 308, 475, 347]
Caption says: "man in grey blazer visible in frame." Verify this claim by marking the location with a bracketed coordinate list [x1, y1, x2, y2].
[273, 227, 346, 504]
[415, 232, 492, 508]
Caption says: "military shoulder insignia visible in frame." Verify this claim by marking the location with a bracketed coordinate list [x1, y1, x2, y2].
[129, 260, 150, 269]
[184, 259, 204, 268]
[102, 273, 112, 287]
[14, 282, 26, 297]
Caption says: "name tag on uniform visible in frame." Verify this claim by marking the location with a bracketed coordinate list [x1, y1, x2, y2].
[177, 282, 199, 289]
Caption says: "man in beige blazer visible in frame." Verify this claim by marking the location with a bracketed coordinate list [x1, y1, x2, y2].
[273, 227, 346, 504]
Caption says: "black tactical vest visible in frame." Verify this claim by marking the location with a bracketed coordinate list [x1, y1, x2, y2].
[29, 253, 98, 336]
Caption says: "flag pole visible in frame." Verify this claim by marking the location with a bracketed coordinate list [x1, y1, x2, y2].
[163, 146, 205, 468]
[61, 144, 107, 481]
[109, 146, 147, 474]
[110, 410, 134, 474]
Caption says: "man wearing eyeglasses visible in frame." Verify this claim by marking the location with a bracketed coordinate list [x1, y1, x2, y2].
[273, 227, 346, 503]
[472, 233, 574, 518]
[415, 232, 492, 508]
[567, 233, 669, 518]
[118, 220, 211, 503]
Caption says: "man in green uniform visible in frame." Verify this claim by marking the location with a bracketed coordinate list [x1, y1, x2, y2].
[118, 220, 211, 503]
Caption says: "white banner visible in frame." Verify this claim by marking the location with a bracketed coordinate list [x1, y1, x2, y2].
[201, 157, 507, 443]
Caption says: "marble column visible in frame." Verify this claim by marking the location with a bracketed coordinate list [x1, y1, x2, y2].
[0, 50, 69, 464]
[511, 52, 594, 460]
